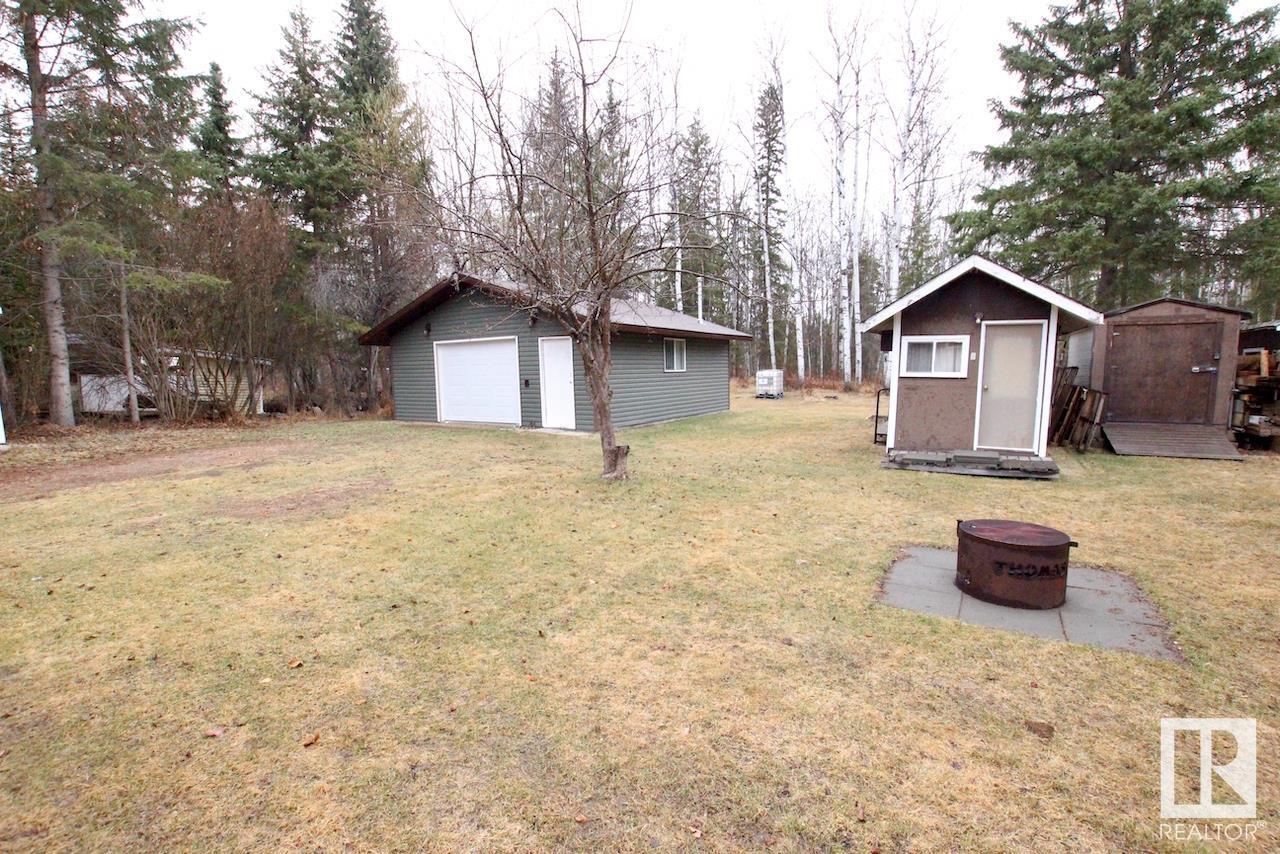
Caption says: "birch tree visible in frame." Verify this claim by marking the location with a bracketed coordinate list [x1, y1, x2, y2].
[880, 2, 948, 303]
[821, 8, 875, 387]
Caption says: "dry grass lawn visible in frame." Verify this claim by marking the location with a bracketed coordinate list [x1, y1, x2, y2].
[1, 391, 1276, 851]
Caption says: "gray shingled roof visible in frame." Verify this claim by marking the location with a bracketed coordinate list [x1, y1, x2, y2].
[484, 273, 750, 339]
[607, 298, 751, 340]
[359, 273, 751, 345]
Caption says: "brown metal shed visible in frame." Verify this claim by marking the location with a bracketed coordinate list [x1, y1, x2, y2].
[1094, 298, 1250, 459]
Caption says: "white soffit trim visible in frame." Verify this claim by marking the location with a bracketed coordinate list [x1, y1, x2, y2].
[857, 255, 1105, 333]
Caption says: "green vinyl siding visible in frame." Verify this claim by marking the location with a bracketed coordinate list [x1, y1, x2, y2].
[387, 286, 733, 430]
[574, 333, 731, 429]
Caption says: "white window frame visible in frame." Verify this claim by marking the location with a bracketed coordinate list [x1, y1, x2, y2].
[663, 337, 687, 373]
[898, 335, 970, 379]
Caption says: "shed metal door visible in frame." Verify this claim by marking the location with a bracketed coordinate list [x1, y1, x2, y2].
[1105, 320, 1218, 423]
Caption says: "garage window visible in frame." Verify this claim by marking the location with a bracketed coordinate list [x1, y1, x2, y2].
[664, 338, 686, 372]
[900, 335, 968, 378]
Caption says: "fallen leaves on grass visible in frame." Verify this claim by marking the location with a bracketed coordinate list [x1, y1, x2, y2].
[287, 659, 303, 669]
[302, 732, 320, 747]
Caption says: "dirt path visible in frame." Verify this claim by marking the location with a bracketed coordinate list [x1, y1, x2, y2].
[0, 439, 314, 503]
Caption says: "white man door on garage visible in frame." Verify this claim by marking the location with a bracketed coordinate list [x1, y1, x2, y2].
[538, 336, 576, 430]
[433, 336, 521, 425]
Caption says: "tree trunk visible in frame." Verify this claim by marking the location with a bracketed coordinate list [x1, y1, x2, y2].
[674, 230, 684, 313]
[887, 158, 903, 303]
[850, 92, 865, 386]
[285, 358, 297, 414]
[22, 11, 74, 427]
[759, 182, 777, 370]
[834, 75, 852, 390]
[794, 269, 806, 386]
[577, 315, 628, 480]
[1098, 262, 1118, 310]
[324, 348, 341, 415]
[119, 279, 140, 424]
[0, 347, 12, 443]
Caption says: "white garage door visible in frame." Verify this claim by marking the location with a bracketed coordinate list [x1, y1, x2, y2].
[434, 337, 521, 425]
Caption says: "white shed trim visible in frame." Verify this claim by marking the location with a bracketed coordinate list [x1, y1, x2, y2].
[885, 313, 901, 452]
[858, 255, 1104, 334]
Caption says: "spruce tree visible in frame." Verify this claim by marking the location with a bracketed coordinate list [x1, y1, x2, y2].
[253, 7, 343, 247]
[193, 63, 242, 194]
[753, 79, 788, 369]
[2, 1, 194, 425]
[334, 0, 399, 123]
[954, 0, 1280, 310]
[671, 117, 725, 314]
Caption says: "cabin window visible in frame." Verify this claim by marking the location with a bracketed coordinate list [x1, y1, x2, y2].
[663, 338, 687, 372]
[900, 335, 968, 378]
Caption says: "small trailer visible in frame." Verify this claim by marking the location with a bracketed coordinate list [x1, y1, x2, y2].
[755, 369, 784, 399]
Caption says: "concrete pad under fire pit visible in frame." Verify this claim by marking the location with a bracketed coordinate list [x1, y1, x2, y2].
[877, 546, 1182, 661]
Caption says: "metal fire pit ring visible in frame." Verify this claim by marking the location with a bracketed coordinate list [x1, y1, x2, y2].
[955, 519, 1077, 610]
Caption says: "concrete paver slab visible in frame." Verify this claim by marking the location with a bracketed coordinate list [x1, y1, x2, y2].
[885, 556, 959, 593]
[880, 583, 961, 618]
[904, 546, 957, 572]
[876, 547, 1180, 661]
[1059, 585, 1166, 627]
[957, 595, 1067, 640]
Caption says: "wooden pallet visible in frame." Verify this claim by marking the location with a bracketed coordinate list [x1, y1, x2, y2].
[1069, 391, 1108, 452]
[1050, 385, 1083, 445]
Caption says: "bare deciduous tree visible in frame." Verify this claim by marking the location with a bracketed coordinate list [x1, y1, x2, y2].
[880, 1, 949, 302]
[430, 7, 686, 479]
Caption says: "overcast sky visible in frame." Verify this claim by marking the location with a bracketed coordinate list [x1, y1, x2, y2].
[150, 0, 1261, 218]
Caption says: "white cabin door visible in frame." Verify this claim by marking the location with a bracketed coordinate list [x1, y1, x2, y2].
[976, 322, 1045, 452]
[538, 337, 576, 430]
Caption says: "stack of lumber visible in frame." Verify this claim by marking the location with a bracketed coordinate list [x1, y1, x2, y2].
[1237, 350, 1278, 386]
[1235, 349, 1279, 443]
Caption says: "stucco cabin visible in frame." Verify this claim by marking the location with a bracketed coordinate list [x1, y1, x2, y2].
[359, 273, 751, 431]
[859, 256, 1103, 474]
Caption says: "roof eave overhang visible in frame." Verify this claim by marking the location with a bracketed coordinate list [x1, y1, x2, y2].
[855, 255, 1104, 334]
[1104, 297, 1253, 319]
[611, 322, 752, 342]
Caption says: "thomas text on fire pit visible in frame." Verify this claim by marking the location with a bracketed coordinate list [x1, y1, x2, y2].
[955, 519, 1076, 609]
